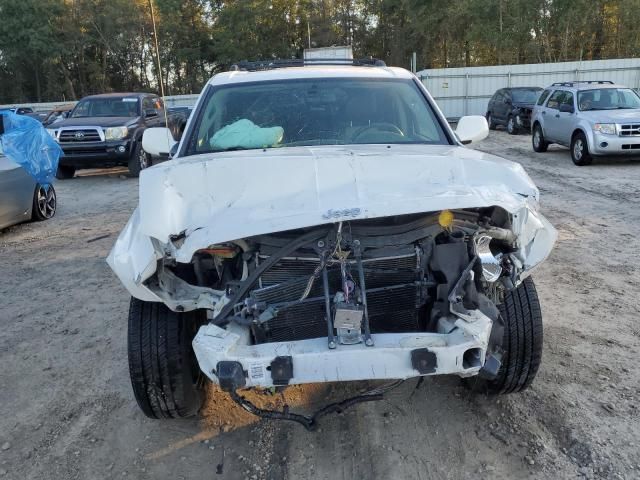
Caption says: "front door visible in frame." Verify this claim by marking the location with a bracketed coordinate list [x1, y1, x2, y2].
[543, 90, 565, 142]
[554, 91, 576, 145]
[0, 154, 34, 228]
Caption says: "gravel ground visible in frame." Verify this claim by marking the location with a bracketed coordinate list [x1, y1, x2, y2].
[1, 131, 639, 480]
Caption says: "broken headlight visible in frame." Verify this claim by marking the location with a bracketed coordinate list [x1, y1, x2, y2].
[474, 234, 502, 282]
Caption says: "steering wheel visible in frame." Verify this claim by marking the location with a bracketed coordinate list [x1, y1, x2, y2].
[579, 100, 592, 111]
[351, 122, 405, 142]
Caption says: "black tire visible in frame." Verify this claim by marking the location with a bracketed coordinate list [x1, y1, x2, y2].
[31, 184, 56, 221]
[570, 131, 593, 166]
[128, 298, 207, 419]
[128, 140, 152, 178]
[55, 165, 76, 179]
[532, 124, 549, 152]
[506, 115, 518, 135]
[467, 277, 543, 394]
[487, 113, 497, 130]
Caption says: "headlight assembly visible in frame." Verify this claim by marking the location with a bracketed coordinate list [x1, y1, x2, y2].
[593, 123, 616, 135]
[46, 129, 58, 141]
[474, 234, 502, 282]
[105, 126, 128, 140]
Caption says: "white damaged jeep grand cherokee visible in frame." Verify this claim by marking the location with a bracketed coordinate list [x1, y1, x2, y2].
[108, 59, 556, 428]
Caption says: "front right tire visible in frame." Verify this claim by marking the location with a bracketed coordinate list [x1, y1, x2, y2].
[128, 298, 207, 419]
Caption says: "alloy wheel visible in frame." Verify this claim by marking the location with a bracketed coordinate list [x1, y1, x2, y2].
[573, 139, 583, 160]
[37, 185, 56, 219]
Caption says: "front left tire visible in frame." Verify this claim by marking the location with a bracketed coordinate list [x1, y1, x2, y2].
[507, 115, 518, 135]
[32, 184, 56, 221]
[128, 141, 152, 177]
[128, 298, 207, 419]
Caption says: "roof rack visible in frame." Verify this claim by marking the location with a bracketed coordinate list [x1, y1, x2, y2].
[551, 80, 614, 87]
[230, 58, 386, 72]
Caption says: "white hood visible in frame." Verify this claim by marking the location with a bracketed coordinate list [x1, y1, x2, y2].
[137, 144, 538, 261]
[108, 144, 555, 302]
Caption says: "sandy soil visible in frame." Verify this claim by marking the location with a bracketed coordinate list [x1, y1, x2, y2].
[1, 132, 639, 480]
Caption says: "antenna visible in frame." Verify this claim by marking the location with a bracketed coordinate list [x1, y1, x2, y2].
[148, 0, 172, 153]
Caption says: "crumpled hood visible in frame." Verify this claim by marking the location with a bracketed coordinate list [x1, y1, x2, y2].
[137, 144, 539, 262]
[512, 102, 535, 110]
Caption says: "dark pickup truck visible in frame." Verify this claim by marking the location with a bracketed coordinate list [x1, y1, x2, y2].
[46, 92, 179, 178]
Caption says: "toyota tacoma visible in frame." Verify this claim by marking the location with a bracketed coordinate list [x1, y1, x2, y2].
[47, 92, 173, 178]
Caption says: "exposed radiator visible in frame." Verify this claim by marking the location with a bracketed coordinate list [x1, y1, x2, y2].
[251, 253, 425, 343]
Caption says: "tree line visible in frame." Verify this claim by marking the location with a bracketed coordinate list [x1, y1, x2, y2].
[1, 0, 639, 103]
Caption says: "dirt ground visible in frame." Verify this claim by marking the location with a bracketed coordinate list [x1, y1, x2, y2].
[1, 130, 640, 480]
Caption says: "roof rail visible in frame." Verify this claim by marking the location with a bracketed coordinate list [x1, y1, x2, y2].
[551, 80, 614, 87]
[230, 58, 386, 72]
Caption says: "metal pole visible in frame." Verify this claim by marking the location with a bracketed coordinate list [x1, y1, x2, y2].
[464, 73, 469, 116]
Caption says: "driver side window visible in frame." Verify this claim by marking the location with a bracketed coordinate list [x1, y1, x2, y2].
[546, 90, 564, 110]
[560, 92, 574, 109]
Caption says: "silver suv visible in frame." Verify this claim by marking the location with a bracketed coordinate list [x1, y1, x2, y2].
[531, 80, 640, 165]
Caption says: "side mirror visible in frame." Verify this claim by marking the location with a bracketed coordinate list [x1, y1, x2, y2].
[559, 104, 574, 113]
[456, 115, 489, 145]
[142, 127, 177, 157]
[144, 109, 159, 118]
[503, 97, 511, 104]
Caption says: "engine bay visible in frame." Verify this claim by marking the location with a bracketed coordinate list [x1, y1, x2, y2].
[154, 208, 517, 348]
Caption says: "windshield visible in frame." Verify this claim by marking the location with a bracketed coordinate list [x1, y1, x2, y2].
[71, 98, 140, 118]
[186, 78, 449, 155]
[577, 88, 640, 111]
[512, 89, 541, 103]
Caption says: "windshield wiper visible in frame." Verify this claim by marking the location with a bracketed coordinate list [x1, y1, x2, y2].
[210, 146, 253, 153]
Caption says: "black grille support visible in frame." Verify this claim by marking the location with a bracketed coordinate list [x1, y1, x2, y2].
[322, 256, 337, 349]
[354, 240, 374, 347]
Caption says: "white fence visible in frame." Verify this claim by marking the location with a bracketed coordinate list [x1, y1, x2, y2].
[0, 94, 199, 113]
[418, 57, 640, 120]
[5, 58, 640, 118]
